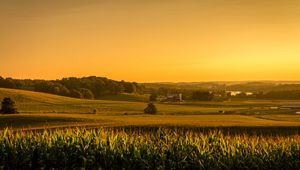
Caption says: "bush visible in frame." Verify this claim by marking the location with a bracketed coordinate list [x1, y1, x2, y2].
[0, 97, 18, 114]
[144, 103, 157, 114]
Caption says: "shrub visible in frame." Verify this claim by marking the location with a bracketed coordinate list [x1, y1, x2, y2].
[0, 97, 18, 114]
[144, 103, 157, 114]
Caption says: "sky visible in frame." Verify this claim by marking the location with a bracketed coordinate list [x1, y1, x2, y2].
[1, 0, 300, 82]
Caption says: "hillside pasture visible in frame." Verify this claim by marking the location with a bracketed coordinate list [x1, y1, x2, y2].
[1, 88, 300, 130]
[0, 88, 246, 115]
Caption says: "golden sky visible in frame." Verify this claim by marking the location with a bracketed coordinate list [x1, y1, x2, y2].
[1, 0, 300, 82]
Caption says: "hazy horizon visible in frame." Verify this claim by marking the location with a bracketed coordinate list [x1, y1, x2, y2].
[2, 75, 300, 84]
[1, 0, 300, 82]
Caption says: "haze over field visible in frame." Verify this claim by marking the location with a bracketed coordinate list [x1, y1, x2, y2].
[1, 0, 300, 82]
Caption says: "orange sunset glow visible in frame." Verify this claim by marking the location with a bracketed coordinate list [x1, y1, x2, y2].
[1, 0, 300, 82]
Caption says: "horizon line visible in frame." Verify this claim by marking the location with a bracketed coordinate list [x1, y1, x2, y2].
[1, 75, 300, 84]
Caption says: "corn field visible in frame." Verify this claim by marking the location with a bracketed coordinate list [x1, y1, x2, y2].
[1, 128, 300, 169]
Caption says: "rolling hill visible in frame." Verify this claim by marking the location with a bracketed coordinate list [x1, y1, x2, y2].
[0, 88, 244, 115]
[1, 88, 300, 130]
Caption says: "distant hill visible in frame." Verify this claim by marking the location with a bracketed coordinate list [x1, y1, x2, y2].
[0, 88, 147, 114]
[0, 76, 145, 99]
[0, 88, 235, 115]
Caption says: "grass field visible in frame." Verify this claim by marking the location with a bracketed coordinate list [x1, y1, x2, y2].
[1, 88, 300, 130]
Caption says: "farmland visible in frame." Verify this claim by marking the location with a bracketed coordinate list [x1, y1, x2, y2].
[1, 88, 300, 129]
[2, 128, 300, 169]
[2, 88, 300, 169]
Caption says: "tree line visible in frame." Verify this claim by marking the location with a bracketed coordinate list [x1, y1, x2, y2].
[0, 76, 145, 99]
[147, 87, 300, 101]
[146, 87, 225, 101]
[232, 90, 300, 100]
[3, 76, 298, 101]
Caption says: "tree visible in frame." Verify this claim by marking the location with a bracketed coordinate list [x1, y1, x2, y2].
[0, 76, 4, 87]
[144, 103, 157, 114]
[0, 76, 142, 98]
[192, 91, 213, 101]
[122, 81, 137, 93]
[149, 93, 157, 102]
[69, 89, 83, 98]
[79, 88, 94, 99]
[0, 97, 18, 114]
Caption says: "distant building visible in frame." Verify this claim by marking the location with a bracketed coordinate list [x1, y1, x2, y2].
[228, 91, 242, 96]
[227, 91, 253, 96]
[163, 93, 183, 102]
[280, 104, 300, 109]
[245, 92, 253, 96]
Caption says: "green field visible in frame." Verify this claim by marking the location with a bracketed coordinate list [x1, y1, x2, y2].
[1, 88, 300, 130]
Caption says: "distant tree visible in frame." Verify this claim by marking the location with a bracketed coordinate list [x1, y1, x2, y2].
[0, 97, 18, 114]
[3, 78, 16, 88]
[69, 89, 83, 98]
[260, 90, 300, 100]
[136, 83, 146, 94]
[56, 84, 70, 96]
[192, 91, 213, 101]
[0, 76, 4, 86]
[34, 81, 69, 96]
[144, 103, 157, 114]
[158, 87, 169, 96]
[122, 81, 137, 93]
[79, 88, 94, 99]
[0, 76, 143, 99]
[149, 93, 157, 102]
